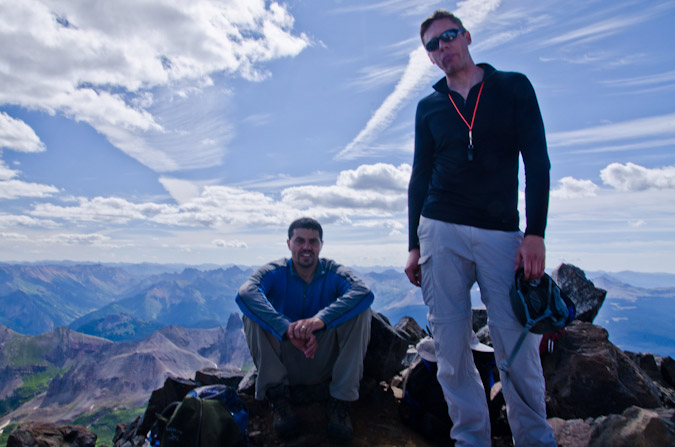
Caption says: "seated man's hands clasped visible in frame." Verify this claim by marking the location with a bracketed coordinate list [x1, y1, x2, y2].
[286, 316, 326, 359]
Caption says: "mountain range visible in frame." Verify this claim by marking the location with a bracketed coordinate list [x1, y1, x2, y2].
[0, 318, 250, 444]
[1, 262, 674, 356]
[1, 261, 674, 445]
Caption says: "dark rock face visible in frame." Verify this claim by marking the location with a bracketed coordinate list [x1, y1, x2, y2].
[543, 321, 662, 419]
[135, 376, 199, 436]
[8, 423, 97, 447]
[112, 416, 144, 447]
[363, 312, 410, 382]
[625, 352, 675, 407]
[394, 316, 427, 344]
[195, 366, 244, 388]
[663, 356, 675, 388]
[551, 264, 606, 323]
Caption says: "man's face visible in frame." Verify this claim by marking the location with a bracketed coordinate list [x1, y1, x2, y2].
[287, 227, 323, 271]
[423, 18, 471, 76]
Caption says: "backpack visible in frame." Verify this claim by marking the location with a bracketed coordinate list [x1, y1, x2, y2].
[500, 270, 576, 373]
[398, 337, 500, 441]
[509, 269, 576, 335]
[148, 384, 248, 447]
[399, 356, 451, 441]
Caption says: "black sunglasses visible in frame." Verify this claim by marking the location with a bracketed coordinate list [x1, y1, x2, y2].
[424, 28, 465, 52]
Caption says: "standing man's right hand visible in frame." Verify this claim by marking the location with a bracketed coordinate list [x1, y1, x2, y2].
[405, 248, 422, 287]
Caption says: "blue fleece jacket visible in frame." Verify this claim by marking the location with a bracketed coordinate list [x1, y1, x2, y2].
[235, 258, 374, 340]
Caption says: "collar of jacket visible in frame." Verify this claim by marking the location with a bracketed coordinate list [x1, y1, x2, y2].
[432, 63, 496, 94]
[286, 257, 326, 282]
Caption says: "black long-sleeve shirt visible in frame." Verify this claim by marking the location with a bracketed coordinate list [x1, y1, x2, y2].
[408, 64, 550, 250]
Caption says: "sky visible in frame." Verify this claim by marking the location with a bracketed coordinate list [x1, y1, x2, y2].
[0, 0, 674, 274]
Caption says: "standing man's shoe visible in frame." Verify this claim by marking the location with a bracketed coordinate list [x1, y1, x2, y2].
[326, 397, 353, 443]
[266, 384, 300, 439]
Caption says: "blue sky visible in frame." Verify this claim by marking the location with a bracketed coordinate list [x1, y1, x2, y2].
[1, 0, 674, 273]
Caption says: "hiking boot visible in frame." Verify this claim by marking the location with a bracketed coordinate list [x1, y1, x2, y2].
[326, 397, 353, 443]
[266, 384, 300, 439]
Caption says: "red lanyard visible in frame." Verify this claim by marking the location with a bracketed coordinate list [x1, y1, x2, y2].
[448, 81, 484, 161]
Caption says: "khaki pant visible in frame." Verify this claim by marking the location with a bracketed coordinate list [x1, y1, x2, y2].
[418, 217, 556, 447]
[243, 309, 371, 402]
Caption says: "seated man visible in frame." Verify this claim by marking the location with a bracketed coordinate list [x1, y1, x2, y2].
[235, 217, 374, 442]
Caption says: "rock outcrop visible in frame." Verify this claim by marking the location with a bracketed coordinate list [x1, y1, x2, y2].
[552, 263, 606, 323]
[7, 423, 97, 447]
[550, 406, 675, 447]
[5, 263, 675, 447]
[110, 314, 437, 447]
[542, 321, 663, 419]
[363, 312, 411, 382]
[107, 264, 675, 447]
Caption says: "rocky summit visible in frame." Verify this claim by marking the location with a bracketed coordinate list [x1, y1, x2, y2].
[4, 263, 675, 446]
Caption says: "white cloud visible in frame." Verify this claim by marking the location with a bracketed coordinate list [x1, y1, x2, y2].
[336, 163, 410, 191]
[336, 47, 435, 160]
[0, 214, 58, 228]
[236, 172, 334, 190]
[600, 70, 675, 89]
[347, 65, 406, 92]
[0, 179, 59, 200]
[330, 0, 447, 16]
[551, 176, 599, 199]
[213, 239, 248, 249]
[0, 232, 30, 241]
[540, 12, 656, 47]
[282, 163, 410, 211]
[547, 185, 675, 244]
[31, 197, 174, 224]
[568, 137, 675, 155]
[26, 163, 410, 228]
[0, 0, 310, 172]
[0, 160, 17, 181]
[281, 185, 406, 212]
[159, 177, 202, 205]
[0, 112, 45, 153]
[548, 113, 675, 147]
[352, 218, 405, 237]
[44, 233, 111, 246]
[241, 113, 274, 127]
[600, 162, 675, 191]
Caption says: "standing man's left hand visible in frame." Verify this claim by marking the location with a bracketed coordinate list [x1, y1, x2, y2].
[515, 235, 546, 280]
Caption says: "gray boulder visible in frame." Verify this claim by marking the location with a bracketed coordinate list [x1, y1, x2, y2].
[589, 406, 675, 447]
[550, 406, 675, 447]
[549, 417, 594, 447]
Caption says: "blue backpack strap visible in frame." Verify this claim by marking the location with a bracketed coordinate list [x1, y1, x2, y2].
[498, 326, 529, 374]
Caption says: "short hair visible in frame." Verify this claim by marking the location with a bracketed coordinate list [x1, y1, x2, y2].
[288, 217, 323, 241]
[420, 10, 465, 43]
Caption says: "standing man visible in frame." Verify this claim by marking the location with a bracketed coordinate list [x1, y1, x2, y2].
[236, 217, 373, 443]
[405, 10, 556, 447]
